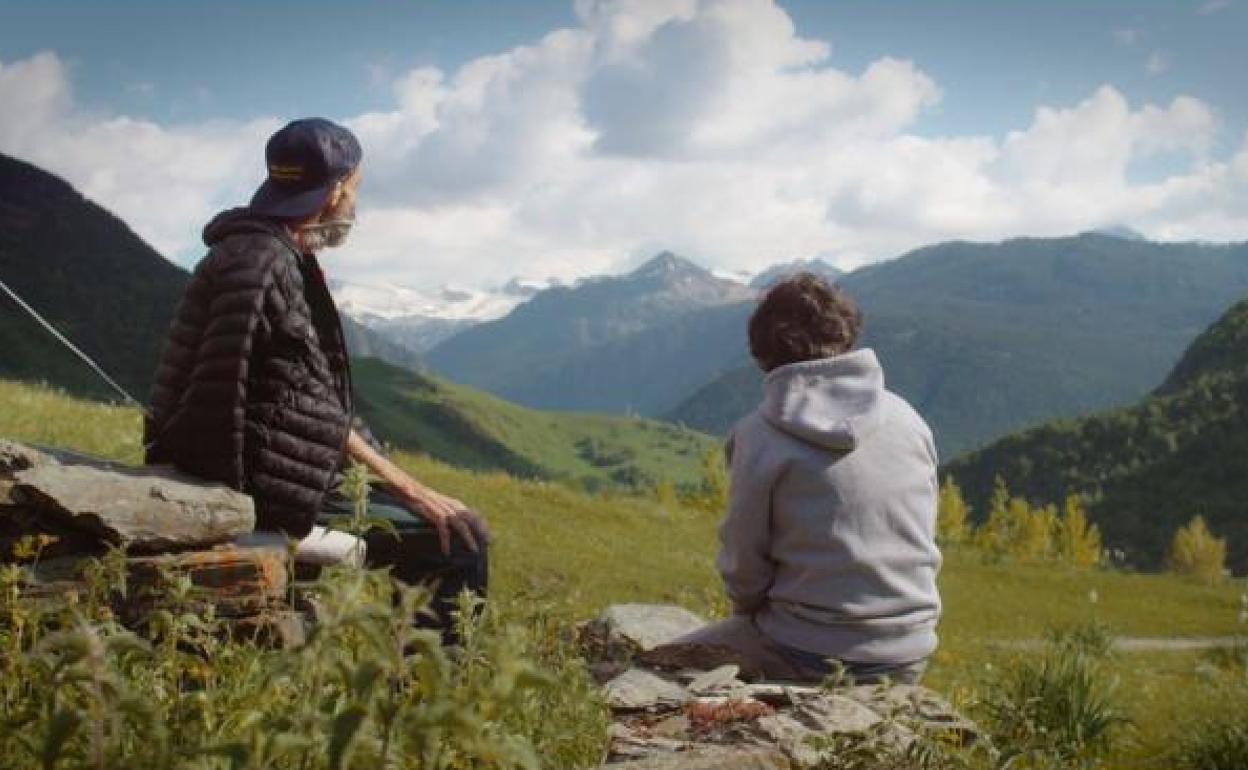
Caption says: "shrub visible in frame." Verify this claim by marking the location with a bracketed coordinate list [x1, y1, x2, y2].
[1168, 686, 1248, 770]
[981, 623, 1127, 767]
[1168, 516, 1227, 585]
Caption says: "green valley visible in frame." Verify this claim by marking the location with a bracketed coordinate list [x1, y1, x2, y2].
[352, 357, 719, 491]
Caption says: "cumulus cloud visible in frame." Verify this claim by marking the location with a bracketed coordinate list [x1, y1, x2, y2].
[0, 52, 275, 258]
[0, 0, 1246, 288]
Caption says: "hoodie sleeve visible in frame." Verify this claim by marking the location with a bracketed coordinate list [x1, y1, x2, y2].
[716, 416, 782, 615]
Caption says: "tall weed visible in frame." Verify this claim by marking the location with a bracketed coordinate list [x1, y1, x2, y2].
[980, 623, 1127, 768]
[0, 556, 607, 769]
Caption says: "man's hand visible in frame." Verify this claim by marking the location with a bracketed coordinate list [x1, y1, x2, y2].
[395, 483, 490, 556]
[346, 429, 491, 556]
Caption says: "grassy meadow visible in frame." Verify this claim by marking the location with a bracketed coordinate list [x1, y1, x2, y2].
[2, 378, 1246, 767]
[354, 357, 719, 492]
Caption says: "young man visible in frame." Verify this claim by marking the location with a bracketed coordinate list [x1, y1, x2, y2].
[145, 118, 489, 635]
[663, 273, 941, 683]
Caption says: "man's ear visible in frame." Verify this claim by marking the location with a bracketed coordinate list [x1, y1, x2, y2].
[326, 181, 344, 209]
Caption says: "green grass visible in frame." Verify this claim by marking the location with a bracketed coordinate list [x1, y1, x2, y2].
[354, 357, 720, 491]
[3, 378, 1246, 767]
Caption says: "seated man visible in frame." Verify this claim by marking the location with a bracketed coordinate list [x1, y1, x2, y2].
[144, 118, 489, 639]
[665, 273, 941, 683]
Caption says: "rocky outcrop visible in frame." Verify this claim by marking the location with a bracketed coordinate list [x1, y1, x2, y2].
[2, 438, 293, 642]
[1, 439, 254, 551]
[585, 604, 979, 769]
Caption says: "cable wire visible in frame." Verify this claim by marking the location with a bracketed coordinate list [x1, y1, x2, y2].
[0, 276, 143, 408]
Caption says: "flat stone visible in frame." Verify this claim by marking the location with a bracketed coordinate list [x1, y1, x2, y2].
[604, 668, 691, 711]
[647, 714, 692, 740]
[792, 694, 882, 734]
[0, 440, 54, 474]
[844, 684, 980, 740]
[752, 714, 825, 768]
[604, 746, 791, 769]
[742, 683, 821, 707]
[688, 664, 742, 695]
[583, 604, 706, 661]
[13, 462, 254, 550]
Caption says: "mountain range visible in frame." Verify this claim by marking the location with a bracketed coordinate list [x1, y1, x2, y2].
[330, 276, 552, 355]
[944, 294, 1248, 571]
[424, 251, 758, 414]
[426, 235, 1248, 457]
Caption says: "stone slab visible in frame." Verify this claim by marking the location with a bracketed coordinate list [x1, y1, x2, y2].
[14, 463, 254, 550]
[582, 604, 707, 661]
[604, 668, 691, 711]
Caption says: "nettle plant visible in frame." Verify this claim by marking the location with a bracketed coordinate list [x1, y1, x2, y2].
[0, 472, 608, 770]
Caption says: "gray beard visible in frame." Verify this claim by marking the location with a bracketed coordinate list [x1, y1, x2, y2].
[298, 220, 353, 252]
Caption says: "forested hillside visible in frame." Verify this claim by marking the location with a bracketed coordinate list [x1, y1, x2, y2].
[944, 296, 1248, 570]
[667, 234, 1248, 456]
[0, 153, 188, 399]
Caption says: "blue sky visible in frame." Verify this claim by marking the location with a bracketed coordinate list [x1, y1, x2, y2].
[1, 0, 1245, 287]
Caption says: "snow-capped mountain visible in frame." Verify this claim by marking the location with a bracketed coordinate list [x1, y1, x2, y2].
[329, 277, 555, 354]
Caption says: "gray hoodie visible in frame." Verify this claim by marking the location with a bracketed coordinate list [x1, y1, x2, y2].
[717, 348, 942, 665]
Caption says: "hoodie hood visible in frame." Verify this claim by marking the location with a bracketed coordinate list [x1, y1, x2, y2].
[760, 348, 886, 451]
[202, 207, 300, 253]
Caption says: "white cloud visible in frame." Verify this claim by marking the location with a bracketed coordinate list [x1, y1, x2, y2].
[0, 0, 1246, 289]
[1145, 51, 1170, 75]
[0, 52, 275, 259]
[1199, 0, 1230, 15]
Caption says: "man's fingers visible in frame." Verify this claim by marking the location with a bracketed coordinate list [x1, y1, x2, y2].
[431, 512, 451, 556]
[452, 515, 480, 553]
[465, 509, 492, 543]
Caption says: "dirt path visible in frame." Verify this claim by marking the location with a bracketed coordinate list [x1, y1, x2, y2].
[1112, 636, 1244, 652]
[1002, 636, 1245, 652]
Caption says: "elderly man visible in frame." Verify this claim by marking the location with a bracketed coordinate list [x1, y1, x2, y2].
[145, 118, 489, 638]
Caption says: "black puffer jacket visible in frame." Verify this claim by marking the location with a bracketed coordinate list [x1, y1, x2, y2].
[145, 209, 353, 537]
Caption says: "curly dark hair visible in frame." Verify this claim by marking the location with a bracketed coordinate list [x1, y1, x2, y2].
[748, 272, 862, 372]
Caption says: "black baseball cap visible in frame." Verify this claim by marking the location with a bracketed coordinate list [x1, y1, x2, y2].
[249, 118, 362, 220]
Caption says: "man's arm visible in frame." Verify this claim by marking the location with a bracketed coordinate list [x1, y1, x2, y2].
[345, 430, 490, 555]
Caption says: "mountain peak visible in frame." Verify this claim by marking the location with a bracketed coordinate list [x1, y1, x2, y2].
[630, 251, 708, 279]
[749, 257, 843, 289]
[1086, 225, 1147, 242]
